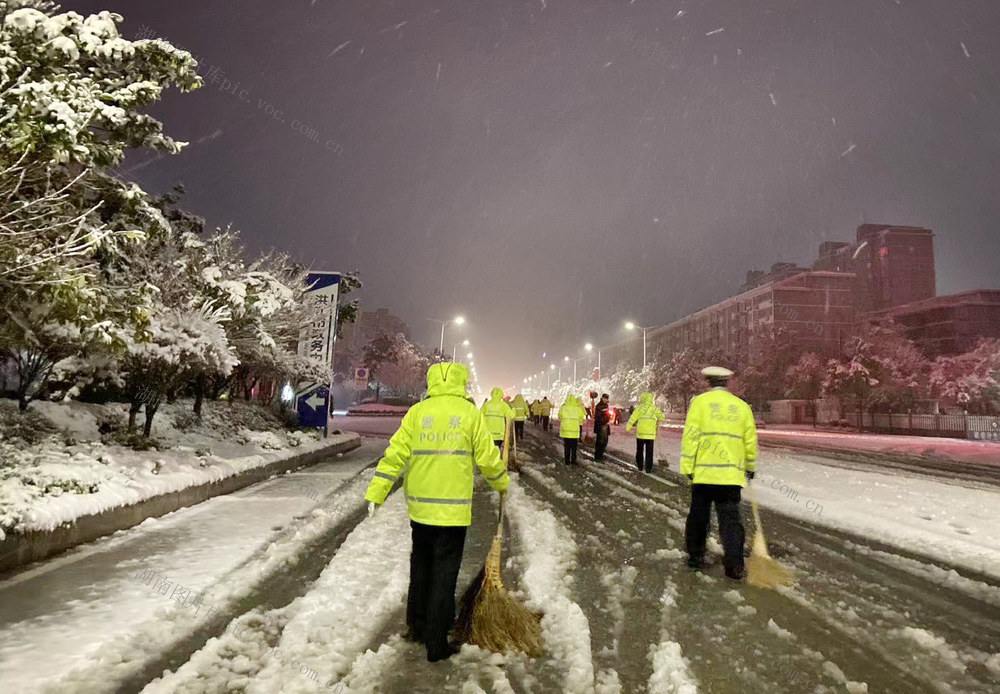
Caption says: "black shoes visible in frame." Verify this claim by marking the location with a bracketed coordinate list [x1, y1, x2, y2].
[687, 556, 705, 570]
[725, 567, 745, 581]
[427, 644, 460, 662]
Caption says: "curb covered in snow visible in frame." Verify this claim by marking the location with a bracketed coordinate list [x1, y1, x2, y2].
[0, 435, 361, 575]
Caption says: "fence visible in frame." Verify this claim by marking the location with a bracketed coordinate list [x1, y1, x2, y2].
[843, 412, 1000, 441]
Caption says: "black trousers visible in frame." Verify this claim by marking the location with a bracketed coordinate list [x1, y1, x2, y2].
[514, 420, 525, 438]
[541, 416, 550, 431]
[493, 439, 505, 457]
[562, 437, 579, 464]
[407, 521, 468, 658]
[636, 439, 654, 472]
[594, 427, 609, 461]
[685, 485, 745, 572]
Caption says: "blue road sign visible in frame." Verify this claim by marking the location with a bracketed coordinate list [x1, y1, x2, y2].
[297, 384, 330, 428]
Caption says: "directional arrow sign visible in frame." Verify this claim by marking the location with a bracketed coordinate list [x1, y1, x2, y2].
[296, 384, 330, 428]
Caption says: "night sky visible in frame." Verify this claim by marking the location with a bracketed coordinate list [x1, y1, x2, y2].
[64, 0, 1000, 389]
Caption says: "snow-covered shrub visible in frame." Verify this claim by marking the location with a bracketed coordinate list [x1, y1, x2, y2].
[172, 410, 201, 433]
[0, 401, 57, 447]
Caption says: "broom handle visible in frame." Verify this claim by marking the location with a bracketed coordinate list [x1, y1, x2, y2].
[747, 480, 769, 552]
[496, 491, 505, 540]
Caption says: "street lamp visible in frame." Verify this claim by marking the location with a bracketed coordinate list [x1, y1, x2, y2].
[564, 355, 580, 382]
[625, 321, 652, 369]
[585, 342, 602, 375]
[450, 339, 471, 361]
[430, 315, 465, 353]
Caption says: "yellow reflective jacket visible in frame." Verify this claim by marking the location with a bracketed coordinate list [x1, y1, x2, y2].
[530, 400, 541, 416]
[510, 394, 529, 421]
[558, 395, 587, 439]
[539, 398, 553, 416]
[680, 388, 758, 486]
[364, 363, 510, 526]
[627, 392, 665, 440]
[481, 387, 514, 441]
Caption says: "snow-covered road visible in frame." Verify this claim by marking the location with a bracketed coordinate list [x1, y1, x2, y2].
[0, 441, 378, 694]
[3, 424, 999, 693]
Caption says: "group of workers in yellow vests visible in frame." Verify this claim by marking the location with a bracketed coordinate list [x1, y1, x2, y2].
[364, 362, 757, 661]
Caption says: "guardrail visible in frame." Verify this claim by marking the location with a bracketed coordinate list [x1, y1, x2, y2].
[843, 412, 1000, 441]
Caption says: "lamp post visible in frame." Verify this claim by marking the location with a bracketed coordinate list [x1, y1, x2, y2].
[564, 355, 583, 383]
[585, 342, 602, 378]
[429, 315, 465, 354]
[450, 338, 470, 361]
[625, 321, 652, 370]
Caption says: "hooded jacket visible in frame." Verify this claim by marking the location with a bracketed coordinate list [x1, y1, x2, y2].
[364, 363, 510, 526]
[510, 394, 530, 422]
[557, 395, 587, 439]
[539, 398, 553, 416]
[481, 387, 514, 441]
[626, 393, 666, 440]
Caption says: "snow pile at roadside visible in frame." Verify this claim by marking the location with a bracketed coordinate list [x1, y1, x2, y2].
[244, 491, 412, 693]
[53, 469, 375, 694]
[0, 398, 355, 539]
[504, 482, 597, 694]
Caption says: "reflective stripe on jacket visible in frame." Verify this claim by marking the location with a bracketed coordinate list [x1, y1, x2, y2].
[627, 392, 665, 439]
[481, 387, 514, 441]
[510, 394, 529, 421]
[364, 363, 509, 526]
[558, 396, 587, 439]
[680, 388, 758, 487]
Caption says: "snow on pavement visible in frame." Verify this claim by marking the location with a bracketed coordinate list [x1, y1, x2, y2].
[605, 431, 1000, 580]
[504, 479, 598, 693]
[1, 397, 359, 539]
[0, 456, 374, 694]
[243, 488, 412, 693]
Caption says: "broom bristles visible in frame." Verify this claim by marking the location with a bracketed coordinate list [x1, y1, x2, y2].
[746, 534, 795, 589]
[468, 583, 544, 656]
[455, 535, 543, 655]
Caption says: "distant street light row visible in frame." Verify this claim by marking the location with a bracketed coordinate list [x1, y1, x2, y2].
[522, 319, 652, 389]
[427, 314, 481, 394]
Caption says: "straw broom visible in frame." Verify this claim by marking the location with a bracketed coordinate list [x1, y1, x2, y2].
[508, 415, 522, 473]
[454, 418, 543, 656]
[746, 482, 796, 589]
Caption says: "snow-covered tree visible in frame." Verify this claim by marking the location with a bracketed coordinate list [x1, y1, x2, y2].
[655, 348, 708, 411]
[823, 321, 928, 416]
[120, 306, 237, 436]
[0, 5, 200, 409]
[378, 337, 429, 400]
[929, 339, 1000, 415]
[784, 352, 826, 400]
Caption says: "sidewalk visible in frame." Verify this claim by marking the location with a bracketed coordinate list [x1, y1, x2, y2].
[0, 440, 381, 694]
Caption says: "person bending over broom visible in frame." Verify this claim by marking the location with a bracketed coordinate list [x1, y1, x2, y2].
[364, 362, 510, 662]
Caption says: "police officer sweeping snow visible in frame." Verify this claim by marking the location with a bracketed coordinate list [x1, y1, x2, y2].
[364, 362, 510, 661]
[681, 366, 758, 580]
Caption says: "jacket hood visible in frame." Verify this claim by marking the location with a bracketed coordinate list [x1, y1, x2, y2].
[489, 387, 505, 401]
[426, 362, 469, 398]
[639, 393, 654, 406]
